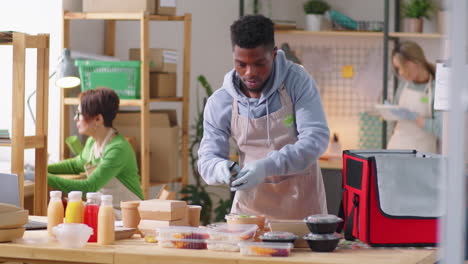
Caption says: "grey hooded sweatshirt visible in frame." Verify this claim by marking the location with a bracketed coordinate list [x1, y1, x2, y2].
[198, 50, 329, 185]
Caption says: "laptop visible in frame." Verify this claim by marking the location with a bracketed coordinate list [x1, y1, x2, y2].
[0, 172, 47, 230]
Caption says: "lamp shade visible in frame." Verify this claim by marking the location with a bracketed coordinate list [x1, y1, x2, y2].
[55, 48, 80, 89]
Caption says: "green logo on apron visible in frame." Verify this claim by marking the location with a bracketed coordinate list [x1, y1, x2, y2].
[283, 114, 295, 128]
[420, 96, 429, 103]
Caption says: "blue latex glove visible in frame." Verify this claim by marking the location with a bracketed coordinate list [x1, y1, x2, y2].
[214, 160, 240, 185]
[230, 159, 268, 191]
[390, 108, 417, 120]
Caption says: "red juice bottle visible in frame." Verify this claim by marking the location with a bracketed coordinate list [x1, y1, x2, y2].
[84, 192, 100, 242]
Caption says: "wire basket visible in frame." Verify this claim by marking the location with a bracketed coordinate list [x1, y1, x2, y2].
[332, 20, 384, 32]
[75, 60, 141, 99]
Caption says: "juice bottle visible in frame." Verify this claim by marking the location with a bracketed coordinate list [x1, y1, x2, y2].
[65, 191, 84, 223]
[84, 192, 99, 242]
[47, 190, 64, 237]
[97, 195, 115, 245]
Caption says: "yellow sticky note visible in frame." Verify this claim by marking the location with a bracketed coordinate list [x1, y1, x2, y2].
[342, 65, 354, 78]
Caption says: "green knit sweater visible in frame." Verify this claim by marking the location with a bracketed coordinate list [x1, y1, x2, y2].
[48, 133, 144, 200]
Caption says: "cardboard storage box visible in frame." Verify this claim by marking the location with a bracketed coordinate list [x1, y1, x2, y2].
[129, 48, 177, 73]
[156, 0, 176, 15]
[83, 0, 156, 13]
[114, 110, 179, 183]
[150, 72, 176, 98]
[138, 218, 188, 234]
[269, 220, 310, 248]
[138, 199, 187, 221]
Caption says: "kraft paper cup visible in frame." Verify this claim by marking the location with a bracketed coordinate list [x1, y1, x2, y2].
[120, 201, 141, 229]
[188, 205, 202, 227]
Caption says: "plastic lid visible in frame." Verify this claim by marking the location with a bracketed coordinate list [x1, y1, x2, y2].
[86, 192, 99, 199]
[304, 214, 343, 224]
[225, 213, 257, 220]
[68, 191, 82, 201]
[303, 232, 340, 241]
[259, 231, 297, 241]
[50, 191, 62, 198]
[101, 195, 113, 202]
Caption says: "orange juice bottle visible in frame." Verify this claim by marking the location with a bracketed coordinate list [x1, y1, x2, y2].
[65, 191, 84, 223]
[47, 191, 64, 237]
[97, 195, 115, 245]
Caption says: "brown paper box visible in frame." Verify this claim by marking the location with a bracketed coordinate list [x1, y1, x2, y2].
[138, 218, 188, 235]
[83, 0, 156, 13]
[156, 0, 176, 15]
[150, 73, 176, 98]
[129, 48, 177, 73]
[138, 199, 187, 221]
[269, 220, 310, 248]
[114, 111, 179, 183]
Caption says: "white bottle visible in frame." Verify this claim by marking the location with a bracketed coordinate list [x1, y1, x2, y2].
[47, 191, 64, 237]
[97, 195, 115, 245]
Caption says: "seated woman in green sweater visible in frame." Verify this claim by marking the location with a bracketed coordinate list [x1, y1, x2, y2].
[48, 87, 144, 219]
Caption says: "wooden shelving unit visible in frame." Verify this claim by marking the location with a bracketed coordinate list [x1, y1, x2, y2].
[61, 11, 191, 199]
[275, 29, 443, 39]
[3, 32, 50, 215]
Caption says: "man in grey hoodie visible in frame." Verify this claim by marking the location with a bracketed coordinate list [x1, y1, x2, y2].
[198, 15, 330, 220]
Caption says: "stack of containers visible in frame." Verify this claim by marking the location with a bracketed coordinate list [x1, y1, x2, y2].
[206, 224, 258, 252]
[137, 199, 188, 242]
[303, 214, 343, 252]
[157, 226, 209, 249]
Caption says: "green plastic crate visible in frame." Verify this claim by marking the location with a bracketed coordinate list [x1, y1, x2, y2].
[75, 60, 141, 99]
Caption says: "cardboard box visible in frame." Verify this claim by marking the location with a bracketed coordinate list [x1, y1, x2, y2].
[268, 220, 310, 248]
[156, 0, 176, 15]
[83, 0, 156, 13]
[138, 218, 188, 235]
[129, 48, 177, 73]
[138, 199, 187, 221]
[114, 110, 179, 183]
[150, 73, 176, 98]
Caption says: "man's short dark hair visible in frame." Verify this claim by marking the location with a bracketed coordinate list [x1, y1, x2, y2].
[230, 15, 275, 50]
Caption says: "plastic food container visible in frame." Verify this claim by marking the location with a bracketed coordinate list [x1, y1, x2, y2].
[209, 224, 257, 241]
[303, 214, 343, 234]
[157, 226, 209, 240]
[259, 231, 298, 244]
[53, 223, 93, 248]
[141, 229, 157, 243]
[225, 214, 265, 229]
[303, 233, 340, 252]
[157, 237, 207, 249]
[206, 240, 240, 252]
[239, 241, 293, 257]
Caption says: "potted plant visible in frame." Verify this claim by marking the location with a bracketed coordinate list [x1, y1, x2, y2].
[303, 0, 330, 31]
[401, 0, 436, 33]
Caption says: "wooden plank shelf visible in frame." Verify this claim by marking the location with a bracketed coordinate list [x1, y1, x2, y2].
[64, 97, 184, 106]
[150, 178, 182, 187]
[64, 12, 185, 21]
[276, 30, 444, 39]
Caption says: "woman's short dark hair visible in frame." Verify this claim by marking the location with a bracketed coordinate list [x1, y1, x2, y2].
[79, 87, 119, 127]
[230, 15, 275, 50]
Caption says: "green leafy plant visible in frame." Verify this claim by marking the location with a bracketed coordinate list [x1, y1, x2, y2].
[303, 0, 330, 15]
[180, 75, 233, 225]
[402, 0, 436, 19]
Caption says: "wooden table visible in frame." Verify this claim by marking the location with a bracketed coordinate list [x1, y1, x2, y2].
[0, 227, 437, 264]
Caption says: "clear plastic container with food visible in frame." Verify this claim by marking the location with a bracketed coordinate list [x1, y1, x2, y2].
[225, 214, 265, 229]
[259, 231, 298, 244]
[156, 226, 210, 240]
[206, 240, 241, 252]
[239, 241, 293, 257]
[208, 224, 257, 241]
[303, 214, 343, 234]
[157, 237, 207, 249]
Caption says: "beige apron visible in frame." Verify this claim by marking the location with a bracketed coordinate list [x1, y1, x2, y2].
[230, 85, 328, 220]
[85, 129, 140, 220]
[387, 80, 437, 153]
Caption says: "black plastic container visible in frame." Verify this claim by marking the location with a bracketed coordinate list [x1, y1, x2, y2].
[303, 233, 340, 252]
[304, 214, 343, 234]
[259, 231, 298, 244]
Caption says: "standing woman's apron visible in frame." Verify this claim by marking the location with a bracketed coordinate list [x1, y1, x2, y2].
[85, 129, 140, 220]
[230, 85, 328, 220]
[387, 79, 437, 153]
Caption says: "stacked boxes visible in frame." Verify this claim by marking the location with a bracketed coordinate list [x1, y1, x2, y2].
[83, 0, 176, 15]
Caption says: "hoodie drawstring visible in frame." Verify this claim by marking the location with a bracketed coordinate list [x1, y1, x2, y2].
[244, 100, 250, 144]
[266, 97, 271, 147]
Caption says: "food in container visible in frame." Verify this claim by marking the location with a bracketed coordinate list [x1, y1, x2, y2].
[53, 223, 93, 248]
[259, 231, 298, 244]
[303, 233, 340, 252]
[157, 226, 209, 240]
[208, 224, 257, 241]
[225, 213, 265, 229]
[303, 214, 343, 234]
[239, 241, 293, 257]
[206, 240, 240, 252]
[157, 237, 207, 249]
